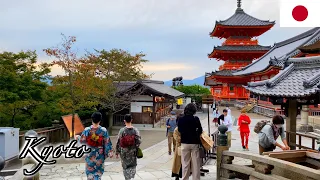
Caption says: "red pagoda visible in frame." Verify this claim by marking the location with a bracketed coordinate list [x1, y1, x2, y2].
[206, 0, 274, 100]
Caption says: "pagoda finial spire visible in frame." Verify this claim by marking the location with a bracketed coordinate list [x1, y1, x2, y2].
[237, 0, 241, 8]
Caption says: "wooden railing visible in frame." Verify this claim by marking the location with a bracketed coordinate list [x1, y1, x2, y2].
[217, 151, 320, 180]
[19, 125, 69, 148]
[202, 129, 218, 163]
[309, 109, 320, 116]
[253, 106, 284, 117]
[286, 131, 319, 150]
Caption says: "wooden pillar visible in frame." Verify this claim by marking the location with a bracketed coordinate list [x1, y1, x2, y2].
[287, 99, 297, 150]
[152, 95, 156, 128]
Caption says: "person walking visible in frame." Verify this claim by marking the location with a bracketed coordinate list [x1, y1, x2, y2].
[221, 109, 233, 147]
[167, 111, 177, 155]
[75, 112, 114, 180]
[237, 109, 251, 151]
[226, 105, 232, 117]
[213, 108, 219, 126]
[116, 114, 142, 180]
[178, 103, 203, 180]
[258, 115, 289, 155]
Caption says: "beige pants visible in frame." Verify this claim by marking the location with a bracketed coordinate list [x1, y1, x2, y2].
[181, 144, 201, 180]
[227, 131, 232, 147]
[168, 132, 176, 153]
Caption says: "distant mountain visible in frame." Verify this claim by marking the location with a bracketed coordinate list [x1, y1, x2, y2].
[164, 75, 206, 86]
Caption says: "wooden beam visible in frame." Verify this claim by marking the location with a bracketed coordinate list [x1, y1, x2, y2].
[287, 99, 297, 150]
[262, 150, 308, 156]
[221, 164, 290, 180]
[223, 151, 320, 179]
[267, 151, 306, 159]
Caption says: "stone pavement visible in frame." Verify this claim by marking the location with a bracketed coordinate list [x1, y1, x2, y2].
[7, 109, 309, 179]
[5, 112, 218, 180]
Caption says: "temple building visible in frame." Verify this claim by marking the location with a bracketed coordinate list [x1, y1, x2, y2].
[205, 24, 320, 103]
[245, 55, 320, 134]
[205, 0, 274, 100]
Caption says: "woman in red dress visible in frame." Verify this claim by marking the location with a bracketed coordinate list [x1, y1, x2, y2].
[237, 109, 251, 151]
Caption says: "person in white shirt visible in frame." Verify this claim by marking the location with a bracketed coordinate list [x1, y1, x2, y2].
[222, 109, 233, 147]
[226, 105, 231, 117]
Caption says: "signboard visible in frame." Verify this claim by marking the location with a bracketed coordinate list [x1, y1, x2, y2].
[177, 98, 183, 105]
[202, 95, 214, 104]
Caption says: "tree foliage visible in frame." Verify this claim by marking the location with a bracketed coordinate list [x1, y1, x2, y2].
[87, 49, 150, 113]
[174, 85, 211, 103]
[0, 35, 151, 131]
[0, 51, 55, 129]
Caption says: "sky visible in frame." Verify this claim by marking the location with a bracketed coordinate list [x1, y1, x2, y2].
[0, 0, 313, 81]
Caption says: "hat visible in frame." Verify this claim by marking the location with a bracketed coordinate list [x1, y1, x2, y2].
[170, 111, 176, 115]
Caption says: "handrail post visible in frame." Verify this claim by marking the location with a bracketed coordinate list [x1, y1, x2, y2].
[217, 125, 229, 180]
[22, 130, 40, 180]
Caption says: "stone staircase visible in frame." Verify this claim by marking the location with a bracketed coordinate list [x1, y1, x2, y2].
[241, 99, 257, 113]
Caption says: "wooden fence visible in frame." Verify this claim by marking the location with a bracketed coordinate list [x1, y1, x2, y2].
[286, 131, 320, 150]
[216, 125, 320, 180]
[217, 151, 320, 180]
[253, 106, 285, 117]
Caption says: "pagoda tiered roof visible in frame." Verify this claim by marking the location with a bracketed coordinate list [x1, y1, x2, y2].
[233, 28, 320, 76]
[245, 56, 320, 97]
[210, 1, 275, 38]
[212, 45, 271, 51]
[214, 8, 274, 27]
[209, 44, 271, 60]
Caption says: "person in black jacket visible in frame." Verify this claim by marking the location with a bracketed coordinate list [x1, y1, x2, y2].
[178, 103, 203, 180]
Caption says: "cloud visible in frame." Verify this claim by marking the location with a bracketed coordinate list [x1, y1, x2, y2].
[0, 0, 315, 81]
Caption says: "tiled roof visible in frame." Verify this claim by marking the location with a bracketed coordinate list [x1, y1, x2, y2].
[212, 70, 234, 76]
[216, 8, 275, 26]
[204, 73, 222, 86]
[233, 28, 320, 76]
[245, 56, 320, 97]
[115, 80, 185, 98]
[140, 80, 185, 98]
[213, 45, 271, 51]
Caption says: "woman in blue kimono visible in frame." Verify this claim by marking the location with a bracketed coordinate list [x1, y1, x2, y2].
[75, 112, 114, 180]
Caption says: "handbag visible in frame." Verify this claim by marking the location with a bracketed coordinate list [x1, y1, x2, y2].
[137, 148, 143, 159]
[200, 131, 214, 151]
[177, 146, 182, 156]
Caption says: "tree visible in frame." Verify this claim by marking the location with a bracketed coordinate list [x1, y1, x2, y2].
[174, 85, 211, 103]
[87, 49, 150, 132]
[0, 51, 51, 128]
[44, 34, 109, 137]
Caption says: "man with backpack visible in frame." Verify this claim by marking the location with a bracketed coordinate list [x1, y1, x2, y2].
[167, 111, 177, 155]
[254, 115, 290, 155]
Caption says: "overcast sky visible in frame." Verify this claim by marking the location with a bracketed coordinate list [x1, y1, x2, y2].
[0, 0, 312, 81]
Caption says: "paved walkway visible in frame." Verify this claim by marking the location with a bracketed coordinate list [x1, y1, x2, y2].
[8, 108, 309, 180]
[5, 112, 218, 180]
